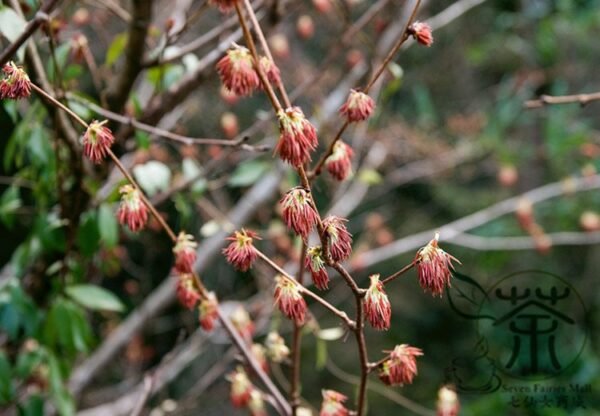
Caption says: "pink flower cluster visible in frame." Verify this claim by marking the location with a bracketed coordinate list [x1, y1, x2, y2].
[378, 344, 423, 386]
[0, 62, 31, 99]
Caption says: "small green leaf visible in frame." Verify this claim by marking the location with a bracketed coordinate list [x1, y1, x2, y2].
[0, 186, 22, 227]
[77, 211, 100, 257]
[105, 33, 128, 66]
[315, 338, 327, 370]
[357, 169, 382, 185]
[98, 204, 118, 247]
[316, 327, 345, 341]
[228, 160, 271, 187]
[0, 351, 13, 404]
[65, 284, 125, 312]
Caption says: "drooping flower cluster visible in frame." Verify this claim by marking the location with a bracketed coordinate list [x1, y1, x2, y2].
[0, 62, 31, 99]
[223, 229, 259, 271]
[280, 188, 319, 239]
[408, 21, 434, 47]
[363, 274, 391, 330]
[325, 141, 354, 181]
[274, 275, 307, 324]
[209, 0, 239, 13]
[265, 331, 290, 363]
[305, 246, 329, 290]
[198, 292, 219, 331]
[320, 390, 349, 416]
[82, 120, 114, 164]
[437, 385, 460, 416]
[216, 45, 260, 96]
[339, 89, 375, 123]
[117, 184, 148, 232]
[228, 367, 253, 407]
[322, 216, 353, 262]
[259, 56, 281, 86]
[275, 107, 318, 166]
[414, 232, 460, 297]
[173, 232, 198, 273]
[175, 273, 201, 309]
[378, 344, 423, 386]
[231, 306, 255, 342]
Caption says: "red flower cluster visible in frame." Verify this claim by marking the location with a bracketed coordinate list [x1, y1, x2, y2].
[275, 107, 318, 166]
[339, 89, 375, 123]
[437, 385, 460, 416]
[228, 367, 253, 407]
[217, 45, 260, 96]
[305, 246, 329, 290]
[175, 273, 201, 309]
[322, 216, 352, 262]
[223, 229, 259, 271]
[363, 274, 391, 330]
[231, 306, 256, 342]
[414, 232, 460, 297]
[173, 232, 198, 274]
[320, 390, 349, 416]
[274, 275, 307, 325]
[409, 21, 434, 47]
[198, 292, 218, 331]
[117, 184, 148, 232]
[280, 188, 319, 239]
[83, 120, 114, 164]
[378, 344, 423, 386]
[259, 56, 281, 87]
[209, 0, 239, 12]
[325, 141, 354, 181]
[0, 62, 31, 99]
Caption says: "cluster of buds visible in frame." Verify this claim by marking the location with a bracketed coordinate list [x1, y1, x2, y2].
[414, 232, 460, 297]
[173, 232, 198, 274]
[322, 216, 353, 262]
[437, 385, 460, 416]
[280, 188, 319, 239]
[0, 62, 31, 100]
[363, 274, 391, 330]
[265, 331, 290, 363]
[378, 344, 423, 386]
[82, 120, 115, 164]
[223, 229, 259, 271]
[209, 0, 239, 13]
[339, 89, 375, 123]
[251, 343, 269, 373]
[175, 273, 201, 310]
[228, 367, 253, 407]
[408, 21, 434, 47]
[274, 275, 307, 324]
[276, 107, 319, 166]
[216, 44, 260, 96]
[305, 246, 329, 290]
[198, 292, 219, 331]
[320, 390, 349, 416]
[248, 389, 267, 416]
[259, 56, 281, 87]
[117, 185, 148, 232]
[231, 306, 256, 342]
[325, 141, 354, 181]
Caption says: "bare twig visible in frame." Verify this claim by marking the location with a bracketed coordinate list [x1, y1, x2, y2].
[524, 92, 600, 109]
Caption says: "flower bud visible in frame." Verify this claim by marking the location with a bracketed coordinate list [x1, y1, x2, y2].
[216, 45, 260, 96]
[199, 292, 218, 331]
[297, 15, 315, 39]
[437, 385, 460, 416]
[305, 246, 329, 290]
[274, 275, 307, 325]
[408, 21, 433, 47]
[220, 111, 239, 139]
[281, 188, 319, 239]
[320, 390, 349, 416]
[580, 211, 600, 232]
[117, 184, 148, 232]
[378, 344, 423, 386]
[209, 0, 239, 13]
[83, 120, 114, 164]
[259, 56, 281, 86]
[0, 61, 31, 99]
[228, 367, 253, 407]
[231, 306, 255, 342]
[175, 273, 200, 309]
[251, 343, 269, 373]
[265, 331, 290, 363]
[276, 107, 318, 166]
[339, 90, 375, 123]
[363, 274, 391, 330]
[322, 216, 353, 262]
[325, 141, 354, 181]
[173, 232, 198, 274]
[248, 388, 267, 416]
[223, 229, 259, 271]
[414, 232, 460, 297]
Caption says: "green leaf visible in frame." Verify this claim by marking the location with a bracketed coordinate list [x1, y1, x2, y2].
[357, 169, 382, 185]
[0, 351, 14, 404]
[65, 284, 125, 312]
[19, 394, 44, 416]
[98, 204, 118, 248]
[0, 6, 27, 61]
[0, 185, 22, 227]
[315, 338, 327, 370]
[228, 160, 271, 187]
[105, 33, 128, 66]
[77, 211, 100, 257]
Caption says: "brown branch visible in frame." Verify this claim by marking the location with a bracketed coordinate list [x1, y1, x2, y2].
[0, 0, 61, 66]
[524, 92, 600, 109]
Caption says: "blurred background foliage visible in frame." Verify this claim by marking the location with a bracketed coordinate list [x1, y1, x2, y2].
[0, 0, 599, 415]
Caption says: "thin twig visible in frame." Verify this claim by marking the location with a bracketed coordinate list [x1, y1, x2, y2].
[524, 92, 600, 109]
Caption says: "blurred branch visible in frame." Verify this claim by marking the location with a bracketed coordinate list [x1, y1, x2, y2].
[524, 92, 600, 109]
[0, 0, 60, 66]
[354, 175, 600, 271]
[451, 231, 600, 250]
